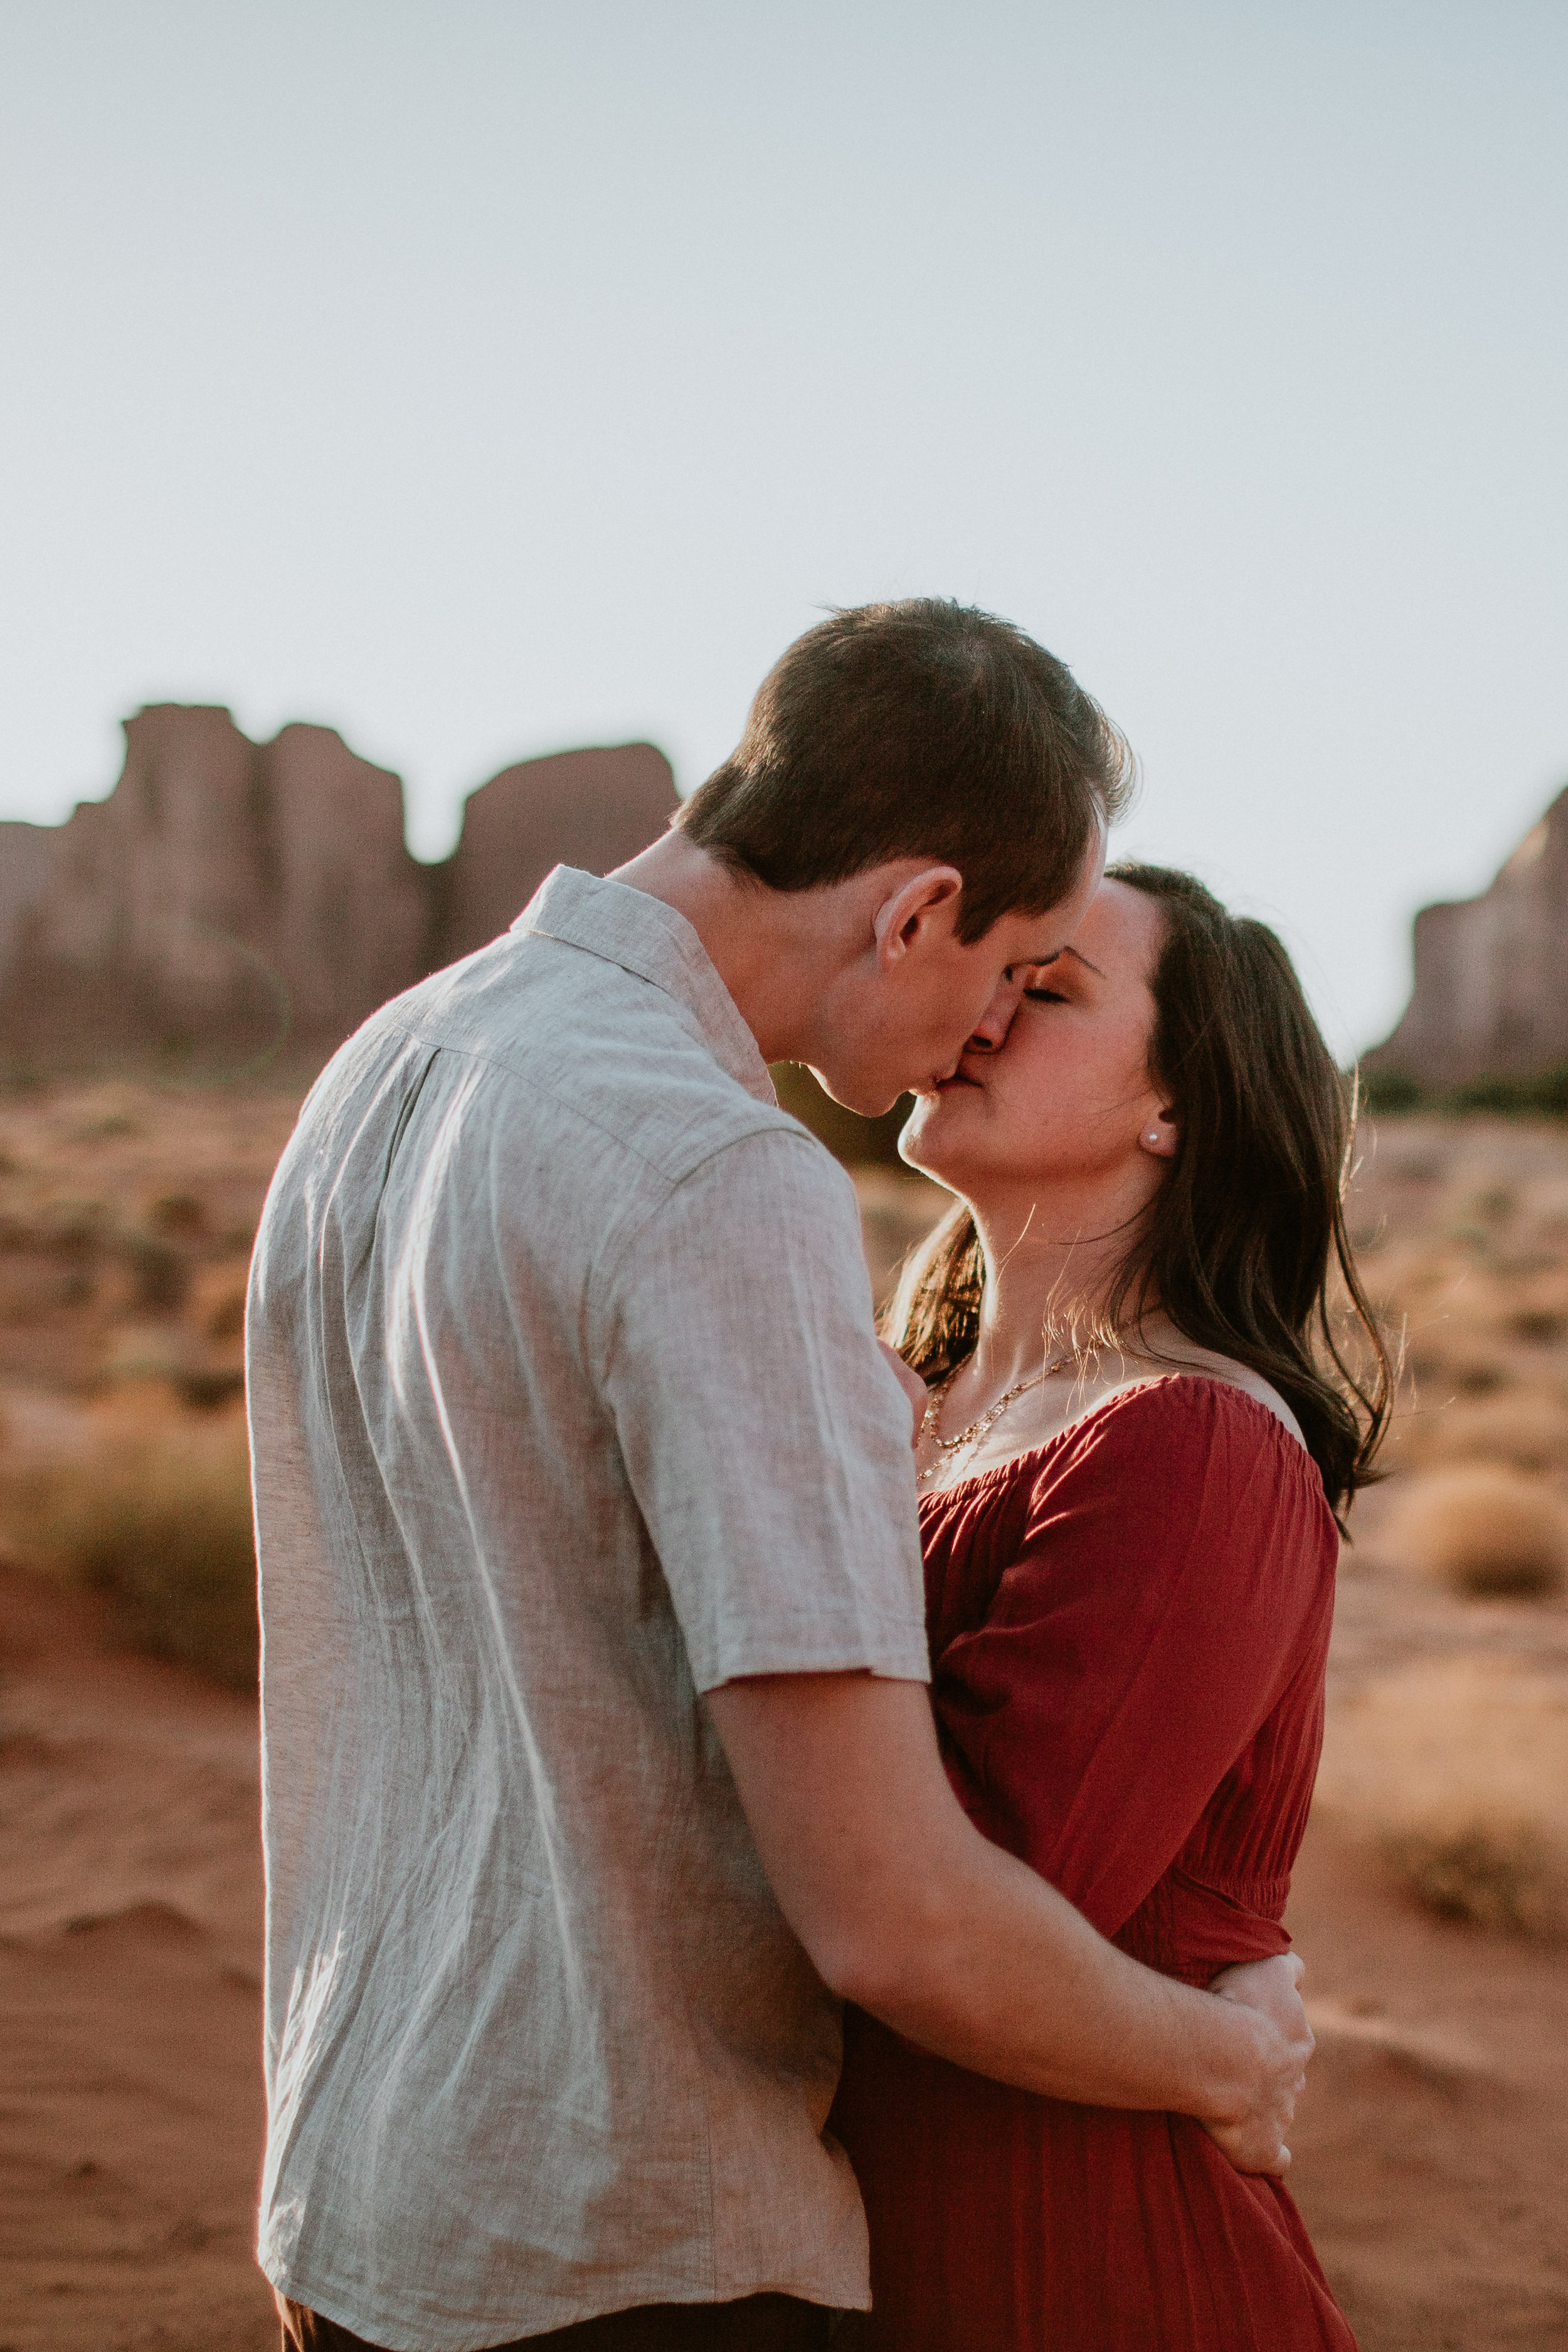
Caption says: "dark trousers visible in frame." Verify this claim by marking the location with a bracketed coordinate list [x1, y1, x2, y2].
[278, 2291, 843, 2351]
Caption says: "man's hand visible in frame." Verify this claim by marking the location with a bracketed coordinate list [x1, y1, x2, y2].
[707, 1672, 1323, 2152]
[1201, 1952, 1313, 2174]
[877, 1340, 928, 1447]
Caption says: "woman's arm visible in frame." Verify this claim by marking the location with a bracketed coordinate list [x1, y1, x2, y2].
[935, 1380, 1336, 1940]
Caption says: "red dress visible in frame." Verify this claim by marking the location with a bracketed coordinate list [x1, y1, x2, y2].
[829, 1377, 1356, 2351]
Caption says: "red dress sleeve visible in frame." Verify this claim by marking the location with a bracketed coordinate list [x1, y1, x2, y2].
[926, 1377, 1338, 1949]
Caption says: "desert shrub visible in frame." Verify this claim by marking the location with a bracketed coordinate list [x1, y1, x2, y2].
[1449, 1067, 1568, 1119]
[1360, 1069, 1568, 1118]
[120, 1228, 191, 1311]
[144, 1190, 208, 1240]
[189, 1258, 250, 1344]
[98, 1416, 257, 1685]
[1362, 1069, 1425, 1113]
[1315, 1658, 1568, 1938]
[0, 1402, 257, 1687]
[38, 1195, 108, 1254]
[1389, 1820, 1564, 1935]
[176, 1367, 246, 1411]
[1513, 1306, 1568, 1345]
[1379, 1462, 1568, 1596]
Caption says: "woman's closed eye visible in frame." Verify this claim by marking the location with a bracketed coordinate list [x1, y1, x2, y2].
[1024, 984, 1070, 1005]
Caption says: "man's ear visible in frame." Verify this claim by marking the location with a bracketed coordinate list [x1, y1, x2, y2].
[871, 867, 965, 971]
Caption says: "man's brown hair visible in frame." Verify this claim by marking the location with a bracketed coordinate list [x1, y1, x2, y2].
[677, 599, 1135, 940]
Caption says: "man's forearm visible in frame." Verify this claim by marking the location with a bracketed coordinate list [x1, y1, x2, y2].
[707, 1671, 1305, 2172]
[840, 1821, 1277, 2125]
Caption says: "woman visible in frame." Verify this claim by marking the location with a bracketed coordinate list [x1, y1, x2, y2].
[829, 865, 1390, 2351]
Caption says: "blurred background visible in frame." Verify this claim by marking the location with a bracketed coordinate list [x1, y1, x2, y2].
[1, 8, 1565, 2352]
[3, 0, 1567, 1054]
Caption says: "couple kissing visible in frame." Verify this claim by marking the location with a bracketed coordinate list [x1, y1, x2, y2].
[251, 599, 1388, 2352]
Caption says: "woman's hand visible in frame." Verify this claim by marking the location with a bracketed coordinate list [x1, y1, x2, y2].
[1202, 1952, 1314, 2173]
[877, 1340, 928, 1448]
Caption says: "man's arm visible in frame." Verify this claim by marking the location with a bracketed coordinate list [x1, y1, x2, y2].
[706, 1671, 1311, 2175]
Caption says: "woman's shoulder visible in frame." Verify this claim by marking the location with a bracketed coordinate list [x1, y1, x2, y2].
[918, 1369, 1331, 1547]
[1086, 1357, 1310, 1464]
[1054, 1369, 1308, 1470]
[999, 1377, 1341, 1636]
[1033, 1373, 1333, 1539]
[918, 1371, 1340, 1653]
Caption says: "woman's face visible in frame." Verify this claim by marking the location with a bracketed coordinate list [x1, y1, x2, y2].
[900, 878, 1173, 1200]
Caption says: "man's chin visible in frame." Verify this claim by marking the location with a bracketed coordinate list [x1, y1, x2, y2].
[806, 1067, 908, 1122]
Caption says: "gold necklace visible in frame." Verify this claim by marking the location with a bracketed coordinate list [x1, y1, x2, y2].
[916, 1350, 1081, 1488]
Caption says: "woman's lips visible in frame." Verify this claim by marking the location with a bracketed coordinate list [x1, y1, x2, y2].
[935, 1072, 982, 1091]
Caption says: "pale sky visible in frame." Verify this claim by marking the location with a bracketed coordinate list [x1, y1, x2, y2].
[2, 0, 1565, 1056]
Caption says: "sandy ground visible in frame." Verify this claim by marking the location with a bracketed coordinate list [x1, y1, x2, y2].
[2, 1098, 1567, 2347]
[1287, 1561, 1568, 2349]
[0, 1567, 272, 2351]
[3, 1557, 1565, 2352]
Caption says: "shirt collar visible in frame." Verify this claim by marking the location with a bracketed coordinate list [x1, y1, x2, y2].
[514, 866, 778, 1105]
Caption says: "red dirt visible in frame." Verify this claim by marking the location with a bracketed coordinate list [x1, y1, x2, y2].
[1286, 1821, 1568, 2349]
[0, 1567, 272, 2352]
[3, 1562, 1565, 2352]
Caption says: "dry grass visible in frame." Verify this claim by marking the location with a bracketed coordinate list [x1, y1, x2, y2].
[1376, 1462, 1568, 1597]
[1316, 1658, 1568, 1938]
[0, 1079, 281, 1685]
[0, 1076, 293, 1392]
[0, 1088, 1563, 1708]
[0, 1389, 257, 1685]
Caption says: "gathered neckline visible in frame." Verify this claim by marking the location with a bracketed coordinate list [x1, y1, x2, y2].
[916, 1371, 1310, 1506]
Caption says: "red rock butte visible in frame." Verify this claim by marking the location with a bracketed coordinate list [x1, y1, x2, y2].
[1365, 784, 1568, 1087]
[0, 708, 678, 1070]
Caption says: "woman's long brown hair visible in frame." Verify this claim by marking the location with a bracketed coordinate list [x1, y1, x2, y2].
[886, 864, 1392, 1525]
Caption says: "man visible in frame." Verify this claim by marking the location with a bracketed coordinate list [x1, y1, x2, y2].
[252, 600, 1311, 2352]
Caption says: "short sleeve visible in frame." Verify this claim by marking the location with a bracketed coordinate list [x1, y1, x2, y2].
[598, 1126, 931, 1693]
[932, 1382, 1337, 1938]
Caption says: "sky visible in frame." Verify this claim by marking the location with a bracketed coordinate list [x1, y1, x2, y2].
[1, 0, 1565, 1057]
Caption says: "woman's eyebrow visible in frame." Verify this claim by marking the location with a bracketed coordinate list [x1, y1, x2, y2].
[1059, 945, 1106, 977]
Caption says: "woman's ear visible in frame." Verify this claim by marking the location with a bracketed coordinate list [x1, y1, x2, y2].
[1138, 1107, 1180, 1160]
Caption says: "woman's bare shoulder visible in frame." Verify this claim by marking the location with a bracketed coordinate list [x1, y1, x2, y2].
[918, 1345, 1308, 1502]
[1142, 1350, 1306, 1450]
[1037, 1362, 1308, 1477]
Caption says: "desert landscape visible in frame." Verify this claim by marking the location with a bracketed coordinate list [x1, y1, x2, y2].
[6, 4, 1565, 2340]
[0, 1081, 1563, 2349]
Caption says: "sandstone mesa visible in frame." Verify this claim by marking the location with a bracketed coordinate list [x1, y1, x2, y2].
[1, 713, 1564, 1086]
[0, 708, 676, 1069]
[1368, 784, 1568, 1089]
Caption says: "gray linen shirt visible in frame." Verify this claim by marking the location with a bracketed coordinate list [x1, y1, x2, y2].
[250, 866, 930, 2349]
